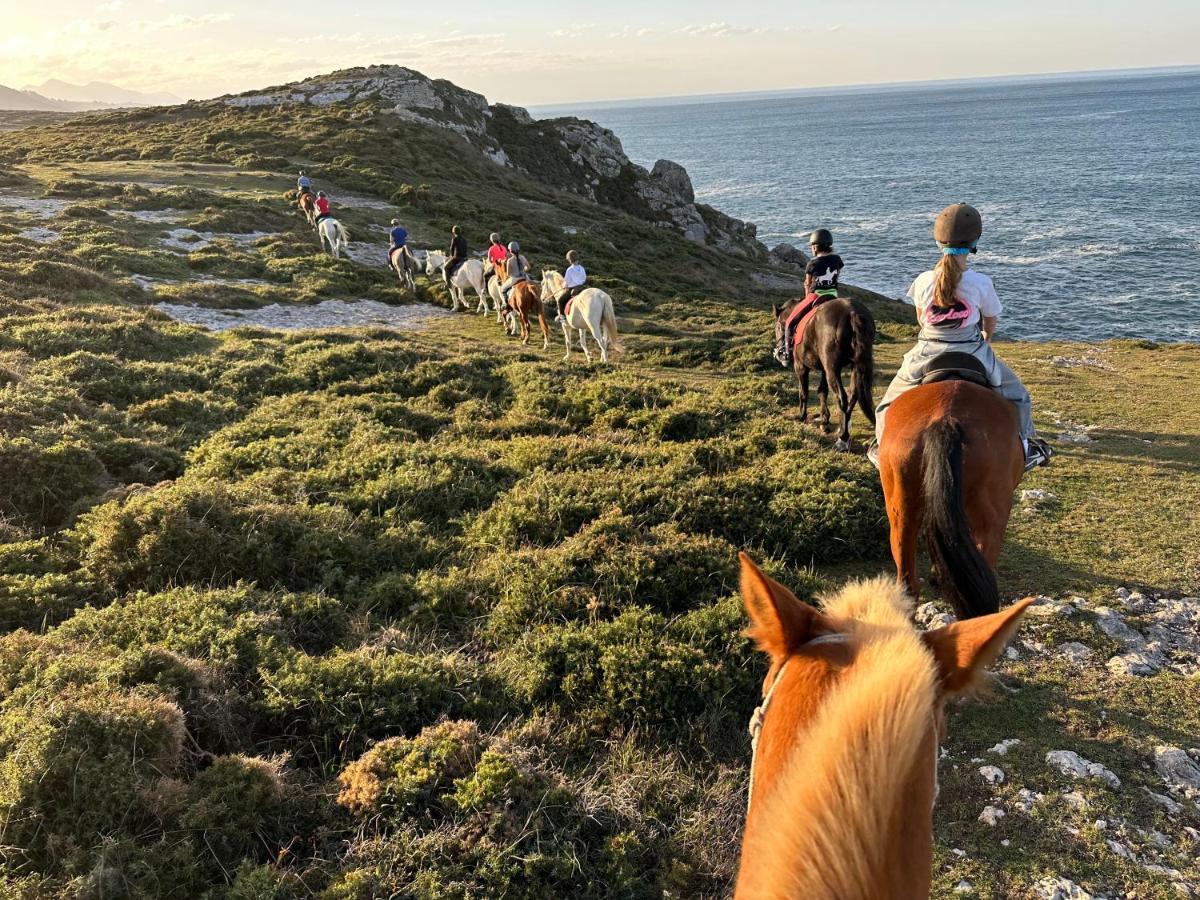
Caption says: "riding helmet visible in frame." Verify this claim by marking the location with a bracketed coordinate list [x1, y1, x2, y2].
[566, 250, 579, 263]
[489, 232, 501, 243]
[451, 225, 461, 235]
[508, 241, 520, 253]
[390, 218, 399, 226]
[933, 203, 982, 248]
[808, 228, 833, 249]
[317, 191, 326, 198]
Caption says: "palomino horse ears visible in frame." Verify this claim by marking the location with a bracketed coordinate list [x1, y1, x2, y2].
[739, 552, 834, 660]
[922, 598, 1034, 697]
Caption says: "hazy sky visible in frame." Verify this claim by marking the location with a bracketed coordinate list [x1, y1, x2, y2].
[4, 0, 1199, 105]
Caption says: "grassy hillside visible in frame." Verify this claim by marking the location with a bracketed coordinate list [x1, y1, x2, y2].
[0, 89, 1197, 899]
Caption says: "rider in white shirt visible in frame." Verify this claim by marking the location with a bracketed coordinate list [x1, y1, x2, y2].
[555, 250, 587, 322]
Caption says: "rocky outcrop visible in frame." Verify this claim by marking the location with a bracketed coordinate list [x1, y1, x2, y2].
[769, 242, 810, 271]
[219, 65, 768, 257]
[223, 66, 490, 135]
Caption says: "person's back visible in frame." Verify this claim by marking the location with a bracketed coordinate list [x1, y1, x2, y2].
[315, 194, 330, 217]
[297, 172, 312, 191]
[776, 229, 844, 366]
[390, 224, 408, 248]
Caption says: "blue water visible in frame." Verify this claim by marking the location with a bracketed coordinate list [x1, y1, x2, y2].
[535, 70, 1200, 342]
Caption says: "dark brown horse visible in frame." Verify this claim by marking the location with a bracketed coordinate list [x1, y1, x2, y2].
[879, 380, 1023, 618]
[773, 297, 876, 451]
[496, 259, 550, 348]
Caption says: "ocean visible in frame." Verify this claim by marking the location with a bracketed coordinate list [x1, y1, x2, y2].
[535, 69, 1200, 343]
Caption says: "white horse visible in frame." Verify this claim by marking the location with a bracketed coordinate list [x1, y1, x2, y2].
[389, 246, 418, 291]
[482, 263, 510, 327]
[424, 252, 488, 312]
[540, 270, 624, 364]
[318, 218, 349, 259]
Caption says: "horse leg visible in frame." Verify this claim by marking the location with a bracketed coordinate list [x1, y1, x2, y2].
[797, 364, 810, 421]
[578, 327, 592, 363]
[817, 370, 832, 432]
[828, 363, 852, 451]
[562, 319, 572, 361]
[883, 462, 923, 601]
[538, 308, 550, 350]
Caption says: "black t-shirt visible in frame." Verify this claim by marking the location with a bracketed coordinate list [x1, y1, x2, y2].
[449, 235, 468, 260]
[806, 253, 844, 293]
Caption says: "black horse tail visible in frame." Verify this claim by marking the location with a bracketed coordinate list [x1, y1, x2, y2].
[849, 304, 876, 424]
[923, 418, 999, 619]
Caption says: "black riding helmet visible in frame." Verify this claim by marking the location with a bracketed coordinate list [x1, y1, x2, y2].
[934, 203, 982, 250]
[808, 228, 833, 250]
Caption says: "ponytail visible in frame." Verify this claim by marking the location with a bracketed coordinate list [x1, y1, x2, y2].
[931, 253, 966, 309]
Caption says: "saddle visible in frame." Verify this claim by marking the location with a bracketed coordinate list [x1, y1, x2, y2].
[918, 351, 993, 388]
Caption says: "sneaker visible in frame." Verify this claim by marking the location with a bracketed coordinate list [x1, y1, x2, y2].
[1023, 437, 1053, 472]
[866, 440, 881, 470]
[773, 346, 790, 368]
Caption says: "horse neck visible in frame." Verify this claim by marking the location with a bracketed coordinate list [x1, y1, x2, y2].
[736, 634, 939, 899]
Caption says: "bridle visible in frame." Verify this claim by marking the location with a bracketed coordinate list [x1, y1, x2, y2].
[745, 633, 941, 815]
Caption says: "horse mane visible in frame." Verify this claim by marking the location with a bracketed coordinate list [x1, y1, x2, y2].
[740, 577, 938, 899]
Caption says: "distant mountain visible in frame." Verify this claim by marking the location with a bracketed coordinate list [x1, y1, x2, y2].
[30, 79, 180, 107]
[0, 83, 107, 111]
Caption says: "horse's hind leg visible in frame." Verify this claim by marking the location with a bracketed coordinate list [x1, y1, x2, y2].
[797, 365, 811, 421]
[882, 460, 923, 601]
[817, 370, 832, 432]
[828, 364, 852, 451]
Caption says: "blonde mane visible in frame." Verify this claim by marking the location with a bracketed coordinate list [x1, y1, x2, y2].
[740, 576, 939, 899]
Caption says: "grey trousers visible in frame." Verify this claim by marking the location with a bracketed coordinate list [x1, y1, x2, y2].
[875, 329, 1034, 444]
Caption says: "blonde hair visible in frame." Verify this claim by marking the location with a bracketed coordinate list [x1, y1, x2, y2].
[931, 253, 966, 309]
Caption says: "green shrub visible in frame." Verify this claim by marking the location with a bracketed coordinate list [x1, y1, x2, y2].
[182, 755, 288, 866]
[0, 686, 185, 873]
[0, 436, 106, 529]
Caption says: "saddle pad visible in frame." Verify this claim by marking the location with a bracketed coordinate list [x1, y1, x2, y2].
[788, 295, 833, 350]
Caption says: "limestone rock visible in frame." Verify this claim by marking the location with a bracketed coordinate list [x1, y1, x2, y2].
[979, 805, 1006, 826]
[1045, 750, 1121, 789]
[649, 159, 695, 204]
[1057, 641, 1095, 665]
[1035, 876, 1103, 900]
[769, 242, 810, 270]
[979, 765, 1005, 784]
[1155, 746, 1200, 798]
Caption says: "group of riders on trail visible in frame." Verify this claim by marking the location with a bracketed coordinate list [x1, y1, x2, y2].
[774, 203, 1053, 474]
[294, 173, 1050, 472]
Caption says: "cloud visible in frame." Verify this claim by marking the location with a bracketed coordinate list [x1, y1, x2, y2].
[548, 24, 594, 39]
[677, 22, 767, 38]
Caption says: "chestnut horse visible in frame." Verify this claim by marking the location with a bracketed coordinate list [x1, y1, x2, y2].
[736, 553, 1031, 899]
[296, 190, 317, 228]
[879, 380, 1024, 618]
[496, 259, 549, 348]
[773, 297, 876, 452]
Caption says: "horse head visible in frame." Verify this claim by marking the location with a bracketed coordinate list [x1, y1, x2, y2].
[540, 269, 562, 301]
[424, 251, 443, 275]
[735, 552, 1031, 898]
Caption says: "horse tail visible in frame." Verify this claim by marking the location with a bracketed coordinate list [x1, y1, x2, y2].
[922, 419, 999, 619]
[602, 295, 625, 353]
[849, 305, 876, 425]
[337, 222, 349, 244]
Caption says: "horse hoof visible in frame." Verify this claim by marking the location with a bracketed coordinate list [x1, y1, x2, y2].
[834, 439, 850, 452]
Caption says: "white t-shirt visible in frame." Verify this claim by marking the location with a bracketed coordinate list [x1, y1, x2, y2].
[907, 267, 1002, 330]
[564, 264, 587, 288]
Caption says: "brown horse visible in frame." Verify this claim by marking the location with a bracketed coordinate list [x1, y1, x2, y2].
[296, 190, 317, 228]
[879, 380, 1024, 618]
[389, 246, 417, 292]
[496, 258, 549, 348]
[736, 553, 1031, 899]
[773, 297, 876, 451]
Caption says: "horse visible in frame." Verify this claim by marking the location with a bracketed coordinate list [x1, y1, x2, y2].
[389, 246, 418, 292]
[424, 252, 488, 313]
[773, 297, 876, 452]
[317, 218, 349, 259]
[735, 552, 1031, 899]
[540, 270, 624, 363]
[483, 264, 510, 327]
[878, 379, 1024, 618]
[496, 259, 549, 348]
[296, 190, 317, 228]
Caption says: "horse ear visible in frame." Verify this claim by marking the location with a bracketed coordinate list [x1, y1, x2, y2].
[922, 598, 1033, 697]
[740, 552, 834, 661]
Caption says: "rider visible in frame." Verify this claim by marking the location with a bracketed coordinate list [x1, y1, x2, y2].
[555, 250, 587, 322]
[775, 229, 843, 366]
[867, 203, 1052, 472]
[499, 240, 528, 303]
[443, 225, 468, 288]
[297, 171, 313, 195]
[485, 232, 507, 287]
[388, 218, 409, 266]
[313, 191, 331, 226]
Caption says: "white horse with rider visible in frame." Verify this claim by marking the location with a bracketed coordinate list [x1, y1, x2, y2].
[540, 269, 624, 363]
[318, 218, 349, 259]
[424, 251, 489, 313]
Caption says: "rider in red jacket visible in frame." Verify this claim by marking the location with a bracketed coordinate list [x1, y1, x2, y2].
[314, 192, 331, 224]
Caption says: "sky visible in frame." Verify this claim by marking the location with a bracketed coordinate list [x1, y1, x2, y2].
[3, 0, 1199, 106]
